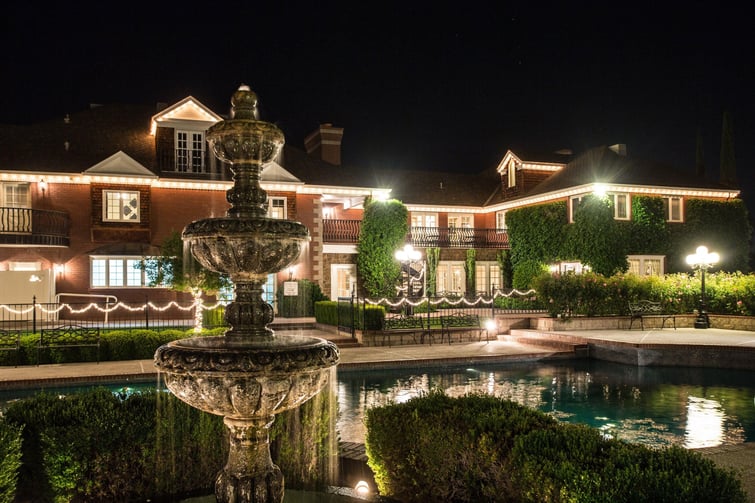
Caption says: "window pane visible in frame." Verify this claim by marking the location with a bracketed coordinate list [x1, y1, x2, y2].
[92, 259, 106, 286]
[126, 259, 143, 286]
[108, 259, 124, 286]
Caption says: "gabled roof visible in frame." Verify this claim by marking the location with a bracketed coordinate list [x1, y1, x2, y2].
[150, 96, 222, 134]
[522, 145, 732, 199]
[85, 151, 157, 178]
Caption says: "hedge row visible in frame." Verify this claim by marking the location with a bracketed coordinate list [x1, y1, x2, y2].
[534, 271, 755, 318]
[365, 391, 746, 502]
[0, 327, 227, 367]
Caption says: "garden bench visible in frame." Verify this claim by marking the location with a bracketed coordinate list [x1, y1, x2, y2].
[438, 312, 488, 344]
[38, 324, 101, 365]
[380, 314, 427, 346]
[0, 328, 21, 367]
[628, 300, 676, 330]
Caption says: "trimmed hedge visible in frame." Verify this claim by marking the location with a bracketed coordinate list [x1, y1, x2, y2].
[314, 301, 385, 330]
[2, 385, 338, 502]
[365, 392, 747, 503]
[0, 327, 227, 367]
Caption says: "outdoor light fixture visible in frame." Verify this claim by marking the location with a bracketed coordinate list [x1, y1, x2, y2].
[395, 244, 422, 295]
[354, 480, 370, 497]
[39, 178, 47, 195]
[686, 245, 719, 329]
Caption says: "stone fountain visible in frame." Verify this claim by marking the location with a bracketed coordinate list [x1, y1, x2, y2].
[154, 85, 340, 503]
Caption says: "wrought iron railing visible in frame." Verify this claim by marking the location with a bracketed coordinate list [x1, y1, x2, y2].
[322, 219, 509, 248]
[0, 207, 70, 246]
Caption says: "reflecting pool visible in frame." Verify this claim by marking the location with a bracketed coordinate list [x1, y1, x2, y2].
[2, 360, 754, 450]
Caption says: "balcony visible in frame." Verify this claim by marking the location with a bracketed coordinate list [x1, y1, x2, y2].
[0, 207, 70, 247]
[322, 219, 509, 249]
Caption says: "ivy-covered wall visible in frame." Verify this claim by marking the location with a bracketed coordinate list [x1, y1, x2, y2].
[507, 196, 752, 287]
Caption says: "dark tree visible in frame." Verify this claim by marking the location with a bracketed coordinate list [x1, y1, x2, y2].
[719, 109, 737, 186]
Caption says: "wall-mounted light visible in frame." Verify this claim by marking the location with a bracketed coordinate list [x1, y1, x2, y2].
[53, 263, 65, 275]
[39, 179, 48, 196]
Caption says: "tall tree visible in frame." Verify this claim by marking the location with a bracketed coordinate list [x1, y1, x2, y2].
[356, 198, 409, 298]
[719, 109, 737, 186]
[695, 128, 705, 178]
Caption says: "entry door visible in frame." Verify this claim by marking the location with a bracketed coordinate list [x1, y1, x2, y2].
[331, 264, 356, 300]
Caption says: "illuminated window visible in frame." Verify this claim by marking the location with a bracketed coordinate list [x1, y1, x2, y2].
[1, 182, 31, 232]
[91, 257, 149, 287]
[496, 211, 507, 231]
[176, 130, 206, 173]
[411, 212, 437, 227]
[103, 191, 139, 222]
[612, 193, 630, 220]
[507, 160, 516, 187]
[475, 262, 499, 294]
[663, 196, 683, 222]
[1, 182, 30, 207]
[268, 197, 287, 219]
[627, 255, 665, 277]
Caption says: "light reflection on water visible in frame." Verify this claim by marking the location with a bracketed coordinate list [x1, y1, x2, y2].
[335, 360, 755, 449]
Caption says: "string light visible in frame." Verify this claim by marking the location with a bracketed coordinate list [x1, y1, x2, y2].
[0, 299, 228, 315]
[366, 289, 536, 308]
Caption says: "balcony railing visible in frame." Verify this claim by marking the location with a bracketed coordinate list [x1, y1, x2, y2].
[322, 219, 509, 249]
[0, 207, 70, 247]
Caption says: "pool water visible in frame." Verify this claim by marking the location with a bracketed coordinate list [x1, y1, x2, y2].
[335, 360, 755, 449]
[2, 360, 754, 449]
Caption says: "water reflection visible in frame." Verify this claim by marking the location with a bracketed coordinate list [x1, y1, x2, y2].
[336, 360, 755, 449]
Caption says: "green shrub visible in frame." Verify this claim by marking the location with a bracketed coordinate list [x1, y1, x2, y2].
[276, 279, 328, 317]
[365, 391, 558, 502]
[0, 419, 22, 503]
[3, 388, 225, 502]
[314, 301, 385, 330]
[366, 393, 747, 503]
[511, 424, 747, 502]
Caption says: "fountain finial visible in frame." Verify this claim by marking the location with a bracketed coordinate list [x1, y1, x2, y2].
[231, 84, 259, 120]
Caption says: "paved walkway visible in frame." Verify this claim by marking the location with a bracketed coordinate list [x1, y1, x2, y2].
[1, 324, 753, 501]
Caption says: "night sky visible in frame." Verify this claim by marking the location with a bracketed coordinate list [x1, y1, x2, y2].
[2, 3, 753, 206]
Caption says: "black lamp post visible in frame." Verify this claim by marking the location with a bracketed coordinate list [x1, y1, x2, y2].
[395, 244, 421, 313]
[686, 245, 719, 329]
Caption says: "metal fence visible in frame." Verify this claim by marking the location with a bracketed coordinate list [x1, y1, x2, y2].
[0, 298, 228, 333]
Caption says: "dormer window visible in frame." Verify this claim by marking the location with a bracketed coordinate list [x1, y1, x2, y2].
[176, 130, 206, 173]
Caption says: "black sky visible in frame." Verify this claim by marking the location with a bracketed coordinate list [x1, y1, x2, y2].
[2, 3, 753, 202]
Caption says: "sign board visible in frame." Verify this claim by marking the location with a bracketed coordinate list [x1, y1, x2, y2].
[283, 281, 299, 296]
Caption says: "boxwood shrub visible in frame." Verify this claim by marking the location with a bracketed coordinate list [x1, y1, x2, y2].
[365, 391, 746, 503]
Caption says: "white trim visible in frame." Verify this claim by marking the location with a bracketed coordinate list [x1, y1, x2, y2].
[323, 244, 357, 254]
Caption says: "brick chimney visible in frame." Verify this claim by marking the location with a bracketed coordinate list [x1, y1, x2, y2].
[304, 123, 344, 166]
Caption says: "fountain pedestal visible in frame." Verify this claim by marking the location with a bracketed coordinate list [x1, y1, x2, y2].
[154, 85, 339, 503]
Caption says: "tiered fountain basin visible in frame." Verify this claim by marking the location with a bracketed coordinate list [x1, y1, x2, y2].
[154, 335, 339, 418]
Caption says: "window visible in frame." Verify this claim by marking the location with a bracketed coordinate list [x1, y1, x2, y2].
[411, 212, 437, 227]
[91, 257, 149, 287]
[1, 182, 31, 233]
[1, 182, 30, 207]
[447, 214, 473, 228]
[663, 196, 683, 222]
[176, 130, 206, 173]
[612, 193, 630, 220]
[507, 160, 516, 188]
[103, 191, 139, 222]
[331, 264, 356, 300]
[495, 211, 507, 231]
[436, 262, 464, 295]
[268, 197, 287, 219]
[627, 255, 665, 277]
[474, 262, 501, 294]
